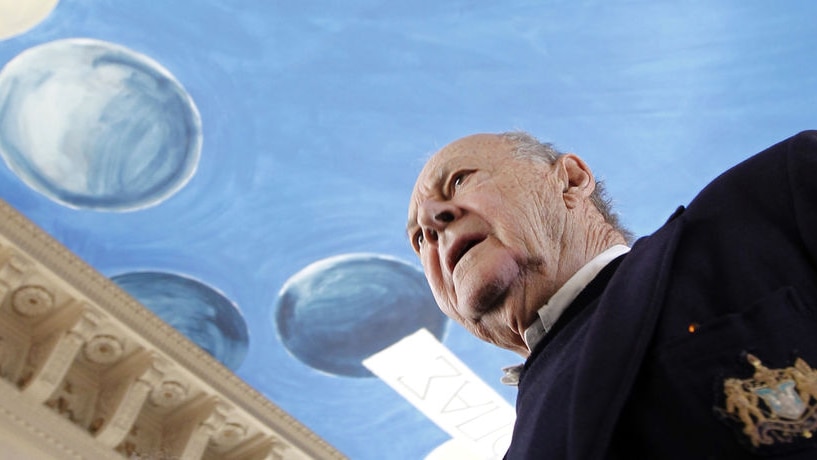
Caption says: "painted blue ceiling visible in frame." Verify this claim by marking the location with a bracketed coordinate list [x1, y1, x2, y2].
[1, 1, 815, 458]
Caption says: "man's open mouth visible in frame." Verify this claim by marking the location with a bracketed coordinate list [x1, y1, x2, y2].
[447, 235, 485, 273]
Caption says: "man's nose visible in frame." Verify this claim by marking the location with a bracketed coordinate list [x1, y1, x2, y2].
[418, 199, 458, 241]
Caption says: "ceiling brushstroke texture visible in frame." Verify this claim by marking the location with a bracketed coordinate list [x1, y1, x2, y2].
[1, 1, 815, 458]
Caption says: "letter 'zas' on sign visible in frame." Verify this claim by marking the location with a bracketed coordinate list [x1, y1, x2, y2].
[440, 380, 515, 444]
[362, 329, 517, 457]
[442, 381, 494, 414]
[396, 355, 463, 401]
[455, 403, 514, 441]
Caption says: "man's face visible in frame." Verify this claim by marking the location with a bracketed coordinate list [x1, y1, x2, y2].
[407, 134, 569, 354]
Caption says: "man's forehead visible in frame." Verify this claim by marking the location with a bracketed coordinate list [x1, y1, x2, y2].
[407, 134, 511, 226]
[419, 133, 510, 178]
[438, 133, 510, 158]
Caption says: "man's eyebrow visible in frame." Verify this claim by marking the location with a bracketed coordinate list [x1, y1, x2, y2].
[405, 166, 448, 237]
[405, 216, 416, 237]
[405, 198, 422, 238]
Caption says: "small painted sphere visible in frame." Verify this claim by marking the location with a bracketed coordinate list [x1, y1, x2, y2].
[112, 271, 248, 371]
[275, 253, 448, 378]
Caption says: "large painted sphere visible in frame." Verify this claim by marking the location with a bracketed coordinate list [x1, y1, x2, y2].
[112, 271, 248, 371]
[275, 253, 448, 378]
[0, 38, 201, 211]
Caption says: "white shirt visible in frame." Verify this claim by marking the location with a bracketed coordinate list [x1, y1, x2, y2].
[501, 244, 631, 386]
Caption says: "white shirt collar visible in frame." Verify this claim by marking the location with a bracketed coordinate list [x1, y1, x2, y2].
[522, 244, 631, 353]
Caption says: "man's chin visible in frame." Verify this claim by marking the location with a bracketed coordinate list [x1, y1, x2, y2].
[461, 283, 509, 322]
[454, 256, 518, 318]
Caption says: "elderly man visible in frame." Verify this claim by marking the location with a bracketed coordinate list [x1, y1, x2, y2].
[407, 131, 817, 459]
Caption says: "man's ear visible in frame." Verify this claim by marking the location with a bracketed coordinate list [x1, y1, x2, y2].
[559, 154, 596, 208]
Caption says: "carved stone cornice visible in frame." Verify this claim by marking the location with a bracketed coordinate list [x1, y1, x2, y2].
[0, 199, 346, 460]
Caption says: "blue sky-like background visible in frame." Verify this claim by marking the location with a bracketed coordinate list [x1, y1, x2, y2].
[0, 1, 815, 459]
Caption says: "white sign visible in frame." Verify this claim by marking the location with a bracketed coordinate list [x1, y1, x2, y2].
[363, 329, 515, 459]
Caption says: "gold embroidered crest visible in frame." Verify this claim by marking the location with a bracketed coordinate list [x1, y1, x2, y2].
[720, 354, 817, 447]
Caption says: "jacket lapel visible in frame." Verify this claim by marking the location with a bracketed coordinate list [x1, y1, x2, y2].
[569, 211, 684, 459]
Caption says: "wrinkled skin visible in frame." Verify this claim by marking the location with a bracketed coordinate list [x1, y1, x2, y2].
[407, 134, 623, 356]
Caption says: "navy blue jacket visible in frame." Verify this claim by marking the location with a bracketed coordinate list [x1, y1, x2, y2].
[506, 130, 817, 459]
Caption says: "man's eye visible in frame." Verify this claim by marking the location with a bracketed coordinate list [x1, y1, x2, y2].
[450, 171, 469, 193]
[453, 173, 465, 187]
[414, 231, 424, 249]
